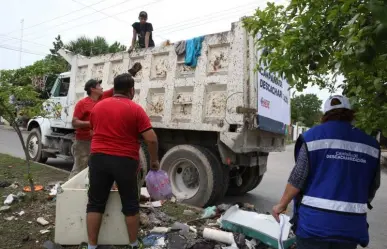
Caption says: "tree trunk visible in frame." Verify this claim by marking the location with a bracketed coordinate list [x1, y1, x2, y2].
[11, 121, 35, 193]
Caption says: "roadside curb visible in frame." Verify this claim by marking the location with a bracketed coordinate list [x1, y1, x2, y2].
[0, 125, 28, 133]
[34, 161, 70, 175]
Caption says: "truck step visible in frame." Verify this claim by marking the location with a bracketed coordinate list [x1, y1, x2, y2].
[42, 149, 60, 154]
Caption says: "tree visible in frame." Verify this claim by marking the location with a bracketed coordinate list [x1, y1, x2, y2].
[65, 36, 127, 56]
[0, 83, 45, 192]
[244, 0, 387, 134]
[291, 94, 323, 127]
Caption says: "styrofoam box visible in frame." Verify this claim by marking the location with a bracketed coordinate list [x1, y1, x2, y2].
[54, 168, 149, 245]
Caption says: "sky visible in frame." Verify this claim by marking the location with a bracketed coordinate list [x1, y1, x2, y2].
[0, 0, 341, 106]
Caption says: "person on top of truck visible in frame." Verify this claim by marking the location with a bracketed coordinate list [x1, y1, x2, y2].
[83, 73, 159, 249]
[68, 79, 113, 179]
[272, 95, 381, 249]
[129, 11, 155, 51]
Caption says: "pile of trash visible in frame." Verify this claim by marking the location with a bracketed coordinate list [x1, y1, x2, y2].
[137, 199, 296, 249]
[138, 170, 296, 249]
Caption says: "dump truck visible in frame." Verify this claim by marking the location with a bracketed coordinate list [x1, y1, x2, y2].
[26, 19, 291, 207]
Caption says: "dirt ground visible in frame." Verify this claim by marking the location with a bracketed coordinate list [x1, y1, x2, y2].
[0, 154, 203, 249]
[0, 153, 68, 249]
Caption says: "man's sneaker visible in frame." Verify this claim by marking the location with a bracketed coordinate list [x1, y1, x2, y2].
[127, 241, 144, 249]
[78, 242, 88, 249]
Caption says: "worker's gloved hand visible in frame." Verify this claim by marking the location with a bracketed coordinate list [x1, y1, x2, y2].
[150, 160, 160, 171]
[128, 62, 142, 77]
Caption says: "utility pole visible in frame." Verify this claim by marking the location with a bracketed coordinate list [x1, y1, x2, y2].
[19, 19, 24, 68]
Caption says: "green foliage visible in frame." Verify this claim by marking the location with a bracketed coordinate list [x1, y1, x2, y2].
[244, 0, 387, 135]
[65, 36, 127, 56]
[291, 94, 323, 127]
[0, 83, 45, 124]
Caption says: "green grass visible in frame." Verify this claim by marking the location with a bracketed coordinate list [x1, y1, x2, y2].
[0, 153, 69, 249]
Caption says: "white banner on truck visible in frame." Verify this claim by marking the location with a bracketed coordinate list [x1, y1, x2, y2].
[256, 50, 291, 134]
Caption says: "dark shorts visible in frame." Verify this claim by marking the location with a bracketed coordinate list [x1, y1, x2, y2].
[87, 153, 139, 216]
[296, 237, 357, 249]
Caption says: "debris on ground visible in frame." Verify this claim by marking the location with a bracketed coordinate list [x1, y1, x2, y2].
[0, 180, 11, 188]
[0, 205, 11, 212]
[6, 182, 19, 189]
[4, 215, 15, 221]
[4, 193, 16, 205]
[37, 217, 50, 226]
[18, 210, 25, 216]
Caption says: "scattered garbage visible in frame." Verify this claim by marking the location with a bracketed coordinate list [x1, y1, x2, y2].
[0, 181, 11, 188]
[49, 183, 61, 196]
[18, 210, 25, 216]
[42, 240, 63, 249]
[37, 217, 50, 226]
[4, 194, 16, 205]
[143, 233, 166, 247]
[203, 228, 237, 246]
[145, 170, 173, 201]
[220, 205, 295, 249]
[40, 229, 51, 234]
[7, 182, 19, 189]
[16, 191, 26, 199]
[202, 206, 217, 218]
[150, 227, 170, 234]
[0, 205, 11, 212]
[4, 216, 15, 221]
[23, 184, 44, 192]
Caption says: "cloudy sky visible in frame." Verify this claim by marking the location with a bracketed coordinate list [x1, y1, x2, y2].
[0, 0, 341, 105]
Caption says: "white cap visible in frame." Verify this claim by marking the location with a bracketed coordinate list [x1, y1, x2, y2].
[323, 95, 352, 114]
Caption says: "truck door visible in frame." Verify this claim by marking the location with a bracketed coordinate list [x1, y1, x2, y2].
[47, 76, 70, 128]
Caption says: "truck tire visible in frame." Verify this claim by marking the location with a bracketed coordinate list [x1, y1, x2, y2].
[26, 128, 48, 163]
[226, 166, 260, 196]
[246, 174, 264, 192]
[160, 145, 223, 207]
[138, 142, 150, 187]
[198, 147, 228, 205]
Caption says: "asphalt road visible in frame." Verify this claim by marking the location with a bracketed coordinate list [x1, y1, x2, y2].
[0, 128, 386, 248]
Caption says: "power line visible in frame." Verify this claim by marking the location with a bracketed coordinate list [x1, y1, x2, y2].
[0, 0, 109, 43]
[159, 9, 255, 36]
[0, 0, 137, 46]
[0, 34, 52, 48]
[70, 0, 167, 40]
[26, 0, 163, 42]
[156, 1, 257, 33]
[0, 44, 48, 56]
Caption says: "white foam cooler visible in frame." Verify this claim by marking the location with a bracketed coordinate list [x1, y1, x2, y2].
[54, 168, 149, 245]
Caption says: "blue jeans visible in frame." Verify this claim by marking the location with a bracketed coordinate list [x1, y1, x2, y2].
[296, 237, 357, 249]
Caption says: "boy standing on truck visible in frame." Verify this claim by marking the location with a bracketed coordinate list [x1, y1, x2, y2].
[129, 11, 155, 51]
[68, 79, 113, 179]
[83, 73, 159, 249]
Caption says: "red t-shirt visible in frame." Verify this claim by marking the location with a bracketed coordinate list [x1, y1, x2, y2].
[90, 96, 152, 160]
[73, 89, 113, 140]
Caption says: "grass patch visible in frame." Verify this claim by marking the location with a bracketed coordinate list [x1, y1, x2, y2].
[0, 153, 68, 249]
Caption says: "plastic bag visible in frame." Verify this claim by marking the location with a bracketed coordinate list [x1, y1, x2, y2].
[145, 170, 173, 201]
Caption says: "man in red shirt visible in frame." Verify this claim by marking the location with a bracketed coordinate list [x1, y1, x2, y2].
[68, 79, 113, 179]
[85, 73, 159, 249]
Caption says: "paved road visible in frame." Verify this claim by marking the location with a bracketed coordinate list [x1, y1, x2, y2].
[0, 128, 386, 248]
[0, 128, 73, 171]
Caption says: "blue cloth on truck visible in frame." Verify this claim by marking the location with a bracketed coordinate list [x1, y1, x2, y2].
[185, 36, 204, 67]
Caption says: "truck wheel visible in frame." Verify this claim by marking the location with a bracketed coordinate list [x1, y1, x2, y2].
[26, 128, 48, 163]
[246, 174, 264, 192]
[198, 148, 228, 205]
[226, 166, 259, 196]
[138, 142, 150, 187]
[161, 145, 223, 207]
